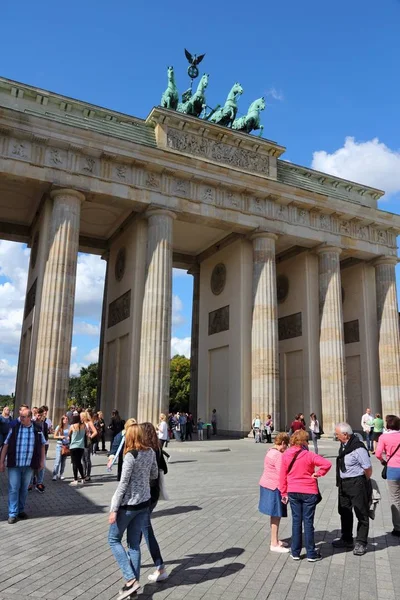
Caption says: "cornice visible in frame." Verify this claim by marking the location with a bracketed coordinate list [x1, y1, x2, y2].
[0, 110, 399, 256]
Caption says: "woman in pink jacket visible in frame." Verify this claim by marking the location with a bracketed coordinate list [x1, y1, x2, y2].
[376, 414, 400, 537]
[280, 430, 331, 562]
[259, 432, 290, 553]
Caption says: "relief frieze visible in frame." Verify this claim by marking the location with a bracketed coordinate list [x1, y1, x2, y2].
[208, 305, 229, 336]
[344, 319, 360, 344]
[1, 131, 396, 250]
[24, 278, 37, 320]
[166, 128, 270, 176]
[108, 290, 131, 328]
[278, 312, 302, 341]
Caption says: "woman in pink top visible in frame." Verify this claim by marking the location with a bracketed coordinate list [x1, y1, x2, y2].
[259, 432, 290, 553]
[376, 415, 400, 537]
[280, 430, 331, 562]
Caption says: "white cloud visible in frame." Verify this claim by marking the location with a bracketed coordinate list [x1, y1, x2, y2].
[172, 294, 186, 328]
[83, 347, 99, 364]
[173, 268, 188, 277]
[75, 254, 106, 318]
[266, 87, 284, 101]
[311, 137, 400, 197]
[171, 336, 191, 358]
[0, 359, 17, 394]
[73, 321, 100, 336]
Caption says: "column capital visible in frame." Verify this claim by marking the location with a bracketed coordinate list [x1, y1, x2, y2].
[187, 264, 200, 276]
[144, 207, 177, 221]
[372, 255, 399, 268]
[50, 188, 85, 203]
[315, 244, 342, 256]
[249, 231, 278, 243]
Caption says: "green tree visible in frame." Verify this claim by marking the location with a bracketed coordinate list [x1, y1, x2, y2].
[68, 363, 98, 408]
[169, 355, 190, 412]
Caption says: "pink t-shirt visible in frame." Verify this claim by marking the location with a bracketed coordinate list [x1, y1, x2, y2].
[376, 432, 400, 468]
[279, 446, 332, 496]
[259, 448, 282, 490]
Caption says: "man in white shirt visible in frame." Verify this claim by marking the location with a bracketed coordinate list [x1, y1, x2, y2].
[361, 408, 374, 452]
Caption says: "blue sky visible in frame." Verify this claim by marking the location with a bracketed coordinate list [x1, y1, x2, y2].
[1, 0, 399, 392]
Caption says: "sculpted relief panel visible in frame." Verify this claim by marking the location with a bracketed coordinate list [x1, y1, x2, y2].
[166, 128, 270, 177]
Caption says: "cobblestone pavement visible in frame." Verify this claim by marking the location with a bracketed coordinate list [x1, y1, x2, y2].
[0, 438, 399, 600]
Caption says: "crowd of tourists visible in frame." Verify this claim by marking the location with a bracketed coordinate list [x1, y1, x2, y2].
[0, 403, 171, 598]
[1, 400, 399, 593]
[258, 410, 400, 561]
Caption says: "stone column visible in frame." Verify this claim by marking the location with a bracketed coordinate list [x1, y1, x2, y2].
[374, 256, 400, 416]
[32, 189, 84, 424]
[317, 246, 347, 433]
[251, 233, 279, 427]
[188, 264, 200, 418]
[137, 209, 176, 424]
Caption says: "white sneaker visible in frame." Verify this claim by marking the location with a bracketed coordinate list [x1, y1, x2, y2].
[270, 545, 290, 553]
[69, 480, 78, 487]
[52, 476, 57, 481]
[60, 476, 65, 480]
[148, 570, 169, 582]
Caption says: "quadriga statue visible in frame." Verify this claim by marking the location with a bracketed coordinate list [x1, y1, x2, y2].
[232, 97, 265, 135]
[161, 66, 179, 111]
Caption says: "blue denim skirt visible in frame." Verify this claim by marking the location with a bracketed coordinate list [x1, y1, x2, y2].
[259, 486, 287, 518]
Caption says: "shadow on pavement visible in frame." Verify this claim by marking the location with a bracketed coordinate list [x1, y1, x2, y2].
[152, 505, 202, 518]
[0, 469, 107, 520]
[141, 548, 245, 599]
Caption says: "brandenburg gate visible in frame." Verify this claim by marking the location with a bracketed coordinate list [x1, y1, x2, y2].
[0, 74, 399, 434]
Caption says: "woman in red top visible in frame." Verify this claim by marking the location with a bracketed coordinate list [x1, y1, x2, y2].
[280, 430, 331, 562]
[290, 414, 306, 433]
[259, 432, 290, 553]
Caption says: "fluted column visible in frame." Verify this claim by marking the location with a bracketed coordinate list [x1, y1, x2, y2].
[374, 256, 400, 416]
[317, 246, 347, 433]
[32, 189, 84, 424]
[188, 265, 200, 418]
[251, 233, 279, 427]
[137, 209, 176, 424]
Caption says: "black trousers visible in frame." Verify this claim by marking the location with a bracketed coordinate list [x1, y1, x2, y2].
[338, 476, 370, 545]
[70, 448, 85, 481]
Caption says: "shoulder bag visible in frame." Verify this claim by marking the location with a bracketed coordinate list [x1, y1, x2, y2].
[381, 442, 400, 479]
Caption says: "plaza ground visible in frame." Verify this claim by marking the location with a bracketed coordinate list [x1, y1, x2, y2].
[0, 438, 399, 600]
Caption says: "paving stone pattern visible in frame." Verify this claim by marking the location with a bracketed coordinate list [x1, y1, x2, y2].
[0, 439, 399, 600]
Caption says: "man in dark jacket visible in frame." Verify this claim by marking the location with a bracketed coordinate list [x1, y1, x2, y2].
[0, 408, 46, 524]
[333, 422, 372, 556]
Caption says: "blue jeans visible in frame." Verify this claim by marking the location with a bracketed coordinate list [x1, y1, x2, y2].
[53, 445, 66, 477]
[142, 505, 164, 569]
[365, 430, 373, 451]
[108, 507, 149, 581]
[289, 492, 319, 558]
[8, 466, 33, 518]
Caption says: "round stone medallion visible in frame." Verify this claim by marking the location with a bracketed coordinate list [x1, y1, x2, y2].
[30, 232, 39, 270]
[115, 247, 126, 282]
[211, 263, 226, 296]
[277, 274, 289, 304]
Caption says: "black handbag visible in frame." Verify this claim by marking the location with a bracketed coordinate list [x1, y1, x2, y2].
[381, 442, 400, 480]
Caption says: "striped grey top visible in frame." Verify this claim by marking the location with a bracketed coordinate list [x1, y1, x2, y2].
[110, 448, 158, 512]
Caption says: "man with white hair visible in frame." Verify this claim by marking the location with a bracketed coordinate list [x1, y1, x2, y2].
[333, 422, 372, 556]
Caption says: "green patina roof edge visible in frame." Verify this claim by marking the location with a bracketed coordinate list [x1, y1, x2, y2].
[277, 159, 385, 200]
[0, 75, 151, 126]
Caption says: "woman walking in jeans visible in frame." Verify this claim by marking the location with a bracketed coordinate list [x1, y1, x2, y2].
[52, 415, 69, 480]
[69, 415, 86, 486]
[141, 422, 169, 582]
[108, 424, 158, 600]
[280, 430, 331, 561]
